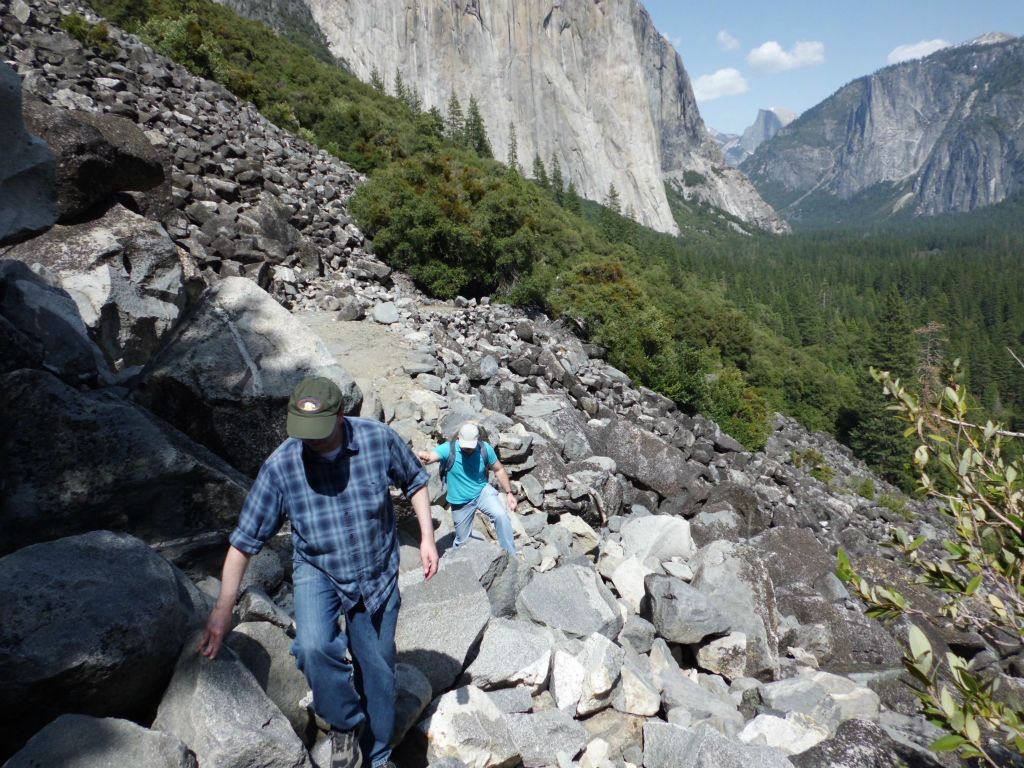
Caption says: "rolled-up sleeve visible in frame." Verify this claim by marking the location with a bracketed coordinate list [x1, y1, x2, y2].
[388, 430, 429, 499]
[229, 465, 285, 554]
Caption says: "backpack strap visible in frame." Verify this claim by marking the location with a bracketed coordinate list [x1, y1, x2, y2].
[439, 437, 458, 485]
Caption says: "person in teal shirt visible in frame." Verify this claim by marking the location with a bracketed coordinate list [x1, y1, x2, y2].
[417, 423, 518, 553]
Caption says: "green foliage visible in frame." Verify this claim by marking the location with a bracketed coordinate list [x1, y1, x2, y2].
[61, 11, 115, 54]
[704, 368, 771, 450]
[791, 448, 835, 486]
[604, 183, 621, 214]
[682, 170, 706, 187]
[444, 91, 465, 146]
[464, 96, 492, 159]
[532, 153, 548, 188]
[838, 362, 1024, 765]
[878, 492, 911, 520]
[855, 476, 877, 500]
[506, 122, 519, 172]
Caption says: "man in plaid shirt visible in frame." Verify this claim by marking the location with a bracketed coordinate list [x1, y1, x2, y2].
[197, 377, 439, 768]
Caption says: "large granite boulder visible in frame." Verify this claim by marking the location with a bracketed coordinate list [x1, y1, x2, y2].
[690, 541, 780, 680]
[5, 204, 188, 374]
[588, 417, 697, 498]
[3, 715, 197, 768]
[641, 574, 731, 644]
[505, 710, 587, 768]
[153, 638, 312, 768]
[642, 722, 793, 768]
[0, 532, 203, 758]
[462, 618, 553, 692]
[418, 685, 519, 768]
[0, 369, 249, 555]
[397, 561, 492, 696]
[134, 277, 361, 476]
[226, 622, 315, 744]
[0, 62, 57, 245]
[789, 717, 944, 768]
[22, 97, 163, 221]
[0, 260, 108, 383]
[517, 564, 623, 639]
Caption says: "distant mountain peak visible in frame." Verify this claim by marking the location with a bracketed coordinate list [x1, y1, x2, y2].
[960, 32, 1016, 48]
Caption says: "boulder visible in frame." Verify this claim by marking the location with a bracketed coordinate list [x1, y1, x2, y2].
[0, 532, 202, 757]
[642, 722, 793, 768]
[0, 369, 249, 555]
[611, 651, 661, 717]
[505, 710, 588, 768]
[641, 574, 731, 644]
[395, 662, 434, 746]
[620, 515, 695, 563]
[0, 63, 57, 244]
[5, 204, 187, 373]
[153, 638, 312, 768]
[418, 685, 520, 768]
[737, 713, 830, 755]
[690, 541, 780, 680]
[226, 622, 315, 743]
[588, 417, 696, 498]
[790, 717, 944, 768]
[577, 633, 624, 716]
[22, 98, 163, 220]
[517, 564, 623, 639]
[134, 277, 361, 476]
[611, 556, 654, 614]
[372, 301, 399, 324]
[0, 260, 108, 383]
[696, 632, 748, 681]
[397, 561, 492, 695]
[463, 618, 553, 692]
[3, 715, 197, 768]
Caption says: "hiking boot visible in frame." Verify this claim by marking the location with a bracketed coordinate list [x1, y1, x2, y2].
[329, 728, 362, 768]
[373, 762, 398, 768]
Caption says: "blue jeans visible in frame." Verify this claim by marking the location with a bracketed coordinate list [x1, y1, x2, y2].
[451, 484, 516, 553]
[291, 559, 400, 768]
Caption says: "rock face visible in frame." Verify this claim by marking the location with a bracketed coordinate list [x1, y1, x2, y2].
[0, 61, 57, 243]
[715, 109, 797, 167]
[301, 0, 786, 234]
[0, 532, 202, 757]
[744, 34, 1024, 225]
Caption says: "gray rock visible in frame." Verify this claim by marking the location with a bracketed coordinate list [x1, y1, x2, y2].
[577, 633, 624, 716]
[0, 369, 249, 555]
[5, 204, 186, 373]
[134, 277, 361, 476]
[758, 677, 841, 732]
[153, 637, 312, 768]
[697, 632, 748, 681]
[440, 538, 509, 590]
[691, 541, 780, 680]
[465, 354, 500, 382]
[620, 515, 695, 563]
[4, 715, 197, 768]
[517, 564, 623, 639]
[419, 685, 519, 768]
[239, 547, 286, 593]
[641, 574, 731, 644]
[589, 417, 697, 498]
[643, 722, 793, 768]
[226, 622, 314, 743]
[0, 532, 201, 753]
[236, 586, 293, 628]
[463, 618, 553, 692]
[23, 98, 163, 221]
[394, 662, 434, 746]
[789, 717, 943, 768]
[506, 710, 588, 767]
[485, 686, 534, 714]
[618, 614, 656, 655]
[0, 63, 57, 244]
[0, 260, 108, 384]
[372, 301, 400, 324]
[397, 561, 491, 695]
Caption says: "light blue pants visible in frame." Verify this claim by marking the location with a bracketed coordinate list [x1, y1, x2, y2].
[451, 484, 516, 553]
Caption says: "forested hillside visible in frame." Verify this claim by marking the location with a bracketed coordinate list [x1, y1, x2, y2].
[84, 0, 1024, 486]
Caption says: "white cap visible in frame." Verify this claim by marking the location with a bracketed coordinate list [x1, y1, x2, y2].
[457, 423, 479, 450]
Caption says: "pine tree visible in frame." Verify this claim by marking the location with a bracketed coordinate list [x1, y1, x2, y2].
[393, 70, 407, 103]
[464, 95, 492, 158]
[849, 287, 918, 489]
[506, 121, 519, 172]
[404, 86, 422, 113]
[444, 90, 465, 146]
[550, 154, 564, 205]
[532, 153, 548, 188]
[605, 183, 621, 214]
[565, 181, 582, 215]
[369, 66, 385, 92]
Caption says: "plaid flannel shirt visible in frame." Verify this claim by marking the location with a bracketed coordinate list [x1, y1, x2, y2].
[230, 417, 428, 614]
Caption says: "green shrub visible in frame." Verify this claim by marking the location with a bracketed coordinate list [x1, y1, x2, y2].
[854, 476, 877, 500]
[878, 492, 911, 520]
[61, 11, 115, 54]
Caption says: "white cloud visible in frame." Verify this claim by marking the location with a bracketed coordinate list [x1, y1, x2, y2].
[747, 40, 825, 74]
[887, 39, 950, 64]
[692, 68, 749, 101]
[717, 30, 740, 52]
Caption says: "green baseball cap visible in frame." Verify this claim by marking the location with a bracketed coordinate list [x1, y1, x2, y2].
[287, 377, 343, 440]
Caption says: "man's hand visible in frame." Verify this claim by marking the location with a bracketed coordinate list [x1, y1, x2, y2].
[420, 539, 439, 580]
[416, 449, 438, 465]
[505, 491, 518, 512]
[197, 603, 233, 658]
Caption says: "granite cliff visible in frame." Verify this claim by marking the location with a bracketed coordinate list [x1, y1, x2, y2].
[742, 34, 1024, 226]
[294, 0, 787, 235]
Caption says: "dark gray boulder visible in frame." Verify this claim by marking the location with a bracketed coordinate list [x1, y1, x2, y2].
[3, 715, 197, 768]
[0, 62, 57, 244]
[0, 532, 203, 759]
[588, 417, 697, 498]
[22, 98, 163, 221]
[790, 718, 944, 768]
[0, 368, 249, 555]
[0, 260, 108, 384]
[641, 574, 731, 644]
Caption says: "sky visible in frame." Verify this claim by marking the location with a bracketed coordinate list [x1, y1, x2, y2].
[640, 0, 1024, 135]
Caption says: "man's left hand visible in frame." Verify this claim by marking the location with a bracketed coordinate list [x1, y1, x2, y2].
[420, 540, 439, 580]
[506, 491, 518, 512]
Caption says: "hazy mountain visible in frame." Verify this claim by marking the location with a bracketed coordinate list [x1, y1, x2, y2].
[713, 108, 796, 167]
[742, 33, 1024, 227]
